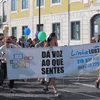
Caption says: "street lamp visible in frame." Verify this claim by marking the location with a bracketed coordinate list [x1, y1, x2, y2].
[39, 0, 41, 32]
[68, 0, 70, 46]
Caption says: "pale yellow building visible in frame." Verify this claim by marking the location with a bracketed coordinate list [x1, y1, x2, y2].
[1, 0, 100, 46]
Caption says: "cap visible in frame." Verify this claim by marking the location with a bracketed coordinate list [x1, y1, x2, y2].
[92, 37, 95, 40]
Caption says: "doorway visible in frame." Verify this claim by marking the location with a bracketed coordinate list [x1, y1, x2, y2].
[91, 14, 100, 41]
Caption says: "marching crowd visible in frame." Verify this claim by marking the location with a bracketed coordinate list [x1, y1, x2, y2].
[0, 32, 100, 96]
[0, 32, 61, 96]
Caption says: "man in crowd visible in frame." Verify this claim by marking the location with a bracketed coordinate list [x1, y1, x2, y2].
[91, 37, 96, 43]
[10, 36, 21, 48]
[0, 33, 4, 47]
[95, 35, 100, 89]
[0, 36, 18, 92]
[21, 36, 29, 48]
[97, 35, 100, 43]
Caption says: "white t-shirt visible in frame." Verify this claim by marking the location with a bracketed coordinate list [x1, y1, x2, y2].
[0, 44, 18, 63]
[24, 41, 29, 48]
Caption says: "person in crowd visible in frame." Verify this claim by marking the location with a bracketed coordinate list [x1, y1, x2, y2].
[21, 36, 29, 82]
[91, 37, 96, 43]
[27, 38, 32, 47]
[43, 33, 61, 96]
[24, 39, 29, 48]
[33, 38, 39, 46]
[21, 36, 25, 41]
[10, 36, 21, 48]
[96, 76, 100, 89]
[30, 38, 39, 48]
[15, 37, 17, 43]
[0, 33, 4, 47]
[18, 38, 25, 48]
[21, 36, 29, 48]
[95, 35, 100, 89]
[35, 40, 45, 48]
[10, 36, 16, 45]
[0, 36, 18, 92]
[35, 40, 46, 85]
[97, 35, 100, 42]
[30, 41, 35, 48]
[0, 33, 5, 88]
[17, 37, 27, 82]
[0, 59, 4, 88]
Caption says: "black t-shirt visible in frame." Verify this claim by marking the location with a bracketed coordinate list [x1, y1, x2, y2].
[30, 44, 35, 48]
[98, 39, 100, 43]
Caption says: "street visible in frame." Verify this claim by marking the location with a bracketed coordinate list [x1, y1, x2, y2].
[0, 70, 100, 100]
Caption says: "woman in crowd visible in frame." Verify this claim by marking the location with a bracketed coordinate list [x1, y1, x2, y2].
[35, 40, 46, 84]
[43, 32, 61, 96]
[18, 38, 25, 48]
[30, 38, 39, 48]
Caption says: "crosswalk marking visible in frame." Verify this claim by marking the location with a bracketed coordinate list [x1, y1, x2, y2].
[73, 82, 95, 88]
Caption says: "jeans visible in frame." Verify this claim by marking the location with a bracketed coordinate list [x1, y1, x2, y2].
[0, 63, 14, 89]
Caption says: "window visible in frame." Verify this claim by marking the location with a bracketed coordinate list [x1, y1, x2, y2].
[83, 0, 88, 7]
[96, 0, 100, 3]
[71, 21, 80, 40]
[22, 0, 28, 9]
[22, 26, 28, 35]
[52, 0, 60, 3]
[36, 0, 44, 6]
[70, 0, 82, 3]
[37, 24, 43, 31]
[12, 27, 17, 37]
[11, 0, 17, 11]
[51, 0, 62, 7]
[3, 2, 7, 22]
[52, 23, 60, 40]
[92, 15, 100, 41]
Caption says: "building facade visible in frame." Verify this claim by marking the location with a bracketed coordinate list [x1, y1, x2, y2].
[1, 0, 100, 46]
[0, 0, 8, 33]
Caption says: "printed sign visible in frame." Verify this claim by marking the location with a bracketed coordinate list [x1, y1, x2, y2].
[12, 64, 18, 69]
[7, 44, 100, 80]
[10, 60, 18, 64]
[24, 61, 30, 68]
[24, 56, 34, 60]
[13, 54, 23, 59]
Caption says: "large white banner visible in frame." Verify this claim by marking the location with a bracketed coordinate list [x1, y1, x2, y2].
[7, 43, 100, 80]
